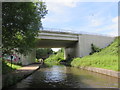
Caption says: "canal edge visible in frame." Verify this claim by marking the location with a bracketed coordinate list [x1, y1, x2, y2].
[2, 63, 42, 89]
[78, 66, 120, 78]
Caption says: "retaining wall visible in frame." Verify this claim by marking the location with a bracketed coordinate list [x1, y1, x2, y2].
[79, 66, 120, 78]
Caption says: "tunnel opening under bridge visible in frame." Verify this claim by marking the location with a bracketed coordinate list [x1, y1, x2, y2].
[35, 47, 77, 63]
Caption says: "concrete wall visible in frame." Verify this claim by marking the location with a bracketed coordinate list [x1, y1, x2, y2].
[78, 34, 115, 57]
[65, 34, 115, 59]
[21, 49, 36, 65]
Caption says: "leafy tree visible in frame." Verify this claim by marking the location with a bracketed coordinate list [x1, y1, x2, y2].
[2, 2, 48, 55]
[36, 48, 53, 59]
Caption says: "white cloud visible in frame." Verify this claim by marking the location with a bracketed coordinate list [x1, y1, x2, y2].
[42, 0, 118, 3]
[42, 0, 77, 25]
[45, 2, 64, 14]
[86, 12, 106, 27]
[44, 0, 79, 7]
[90, 19, 103, 27]
[61, 0, 79, 7]
[108, 30, 118, 36]
[74, 16, 118, 36]
[108, 17, 118, 36]
[97, 17, 118, 36]
[112, 16, 118, 23]
[43, 0, 79, 14]
[45, 0, 78, 9]
[42, 0, 118, 36]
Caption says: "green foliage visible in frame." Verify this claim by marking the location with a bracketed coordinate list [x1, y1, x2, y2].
[36, 48, 53, 59]
[71, 37, 119, 71]
[2, 2, 48, 55]
[2, 60, 22, 74]
[90, 44, 101, 55]
[44, 48, 64, 64]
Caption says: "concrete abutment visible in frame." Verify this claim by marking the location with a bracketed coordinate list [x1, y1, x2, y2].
[19, 49, 36, 65]
[64, 34, 115, 59]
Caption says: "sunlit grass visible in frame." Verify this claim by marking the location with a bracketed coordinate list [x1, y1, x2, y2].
[2, 61, 22, 74]
[44, 49, 64, 65]
[71, 37, 119, 71]
[6, 62, 22, 69]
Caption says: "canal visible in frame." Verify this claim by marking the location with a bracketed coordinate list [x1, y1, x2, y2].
[10, 64, 119, 88]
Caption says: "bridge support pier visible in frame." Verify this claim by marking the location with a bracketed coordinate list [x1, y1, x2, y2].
[64, 46, 77, 60]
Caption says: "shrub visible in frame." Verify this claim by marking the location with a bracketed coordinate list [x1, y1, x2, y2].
[90, 44, 101, 55]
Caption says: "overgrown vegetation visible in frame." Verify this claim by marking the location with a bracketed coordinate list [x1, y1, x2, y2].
[2, 60, 22, 74]
[71, 37, 119, 71]
[36, 48, 53, 60]
[44, 49, 64, 65]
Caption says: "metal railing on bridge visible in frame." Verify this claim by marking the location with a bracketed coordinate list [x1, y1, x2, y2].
[40, 27, 114, 37]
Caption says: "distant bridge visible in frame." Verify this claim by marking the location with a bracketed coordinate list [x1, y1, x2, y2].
[21, 29, 115, 65]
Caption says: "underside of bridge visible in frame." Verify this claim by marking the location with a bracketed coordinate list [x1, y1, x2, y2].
[37, 39, 78, 48]
[21, 30, 115, 65]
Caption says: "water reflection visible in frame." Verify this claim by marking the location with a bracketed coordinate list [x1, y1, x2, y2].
[11, 64, 119, 88]
[44, 66, 67, 83]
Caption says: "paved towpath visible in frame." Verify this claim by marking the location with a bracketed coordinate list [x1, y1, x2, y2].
[16, 63, 41, 71]
[2, 63, 42, 88]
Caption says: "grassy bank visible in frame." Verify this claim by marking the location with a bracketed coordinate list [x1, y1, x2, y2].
[44, 49, 64, 65]
[2, 60, 22, 74]
[71, 37, 119, 71]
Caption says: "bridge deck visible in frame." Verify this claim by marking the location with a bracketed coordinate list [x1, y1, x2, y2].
[38, 30, 79, 41]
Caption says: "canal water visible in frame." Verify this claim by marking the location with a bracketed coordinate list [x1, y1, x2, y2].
[11, 64, 119, 88]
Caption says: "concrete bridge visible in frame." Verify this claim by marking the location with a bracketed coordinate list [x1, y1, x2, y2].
[21, 30, 115, 65]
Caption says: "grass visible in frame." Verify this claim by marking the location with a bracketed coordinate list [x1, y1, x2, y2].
[2, 60, 22, 74]
[71, 36, 119, 71]
[44, 49, 64, 65]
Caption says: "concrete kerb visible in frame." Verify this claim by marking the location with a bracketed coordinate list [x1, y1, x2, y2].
[79, 66, 120, 78]
[2, 63, 42, 88]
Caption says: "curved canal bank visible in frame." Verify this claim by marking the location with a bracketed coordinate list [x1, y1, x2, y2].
[8, 64, 119, 88]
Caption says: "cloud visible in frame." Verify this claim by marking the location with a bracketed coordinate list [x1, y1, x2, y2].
[96, 16, 118, 36]
[88, 17, 103, 27]
[60, 0, 80, 7]
[73, 16, 118, 36]
[42, 1, 118, 36]
[44, 0, 79, 8]
[112, 16, 118, 23]
[108, 30, 118, 36]
[108, 16, 118, 36]
[42, 0, 78, 25]
[45, 0, 79, 13]
[42, 0, 118, 3]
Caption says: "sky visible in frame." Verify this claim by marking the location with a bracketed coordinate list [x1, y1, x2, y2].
[41, 0, 119, 51]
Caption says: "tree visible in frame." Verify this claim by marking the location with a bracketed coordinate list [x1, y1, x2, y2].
[2, 2, 48, 55]
[36, 48, 53, 59]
